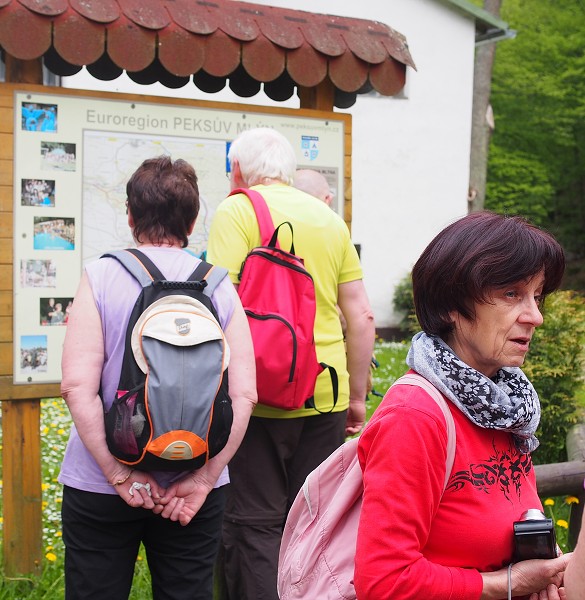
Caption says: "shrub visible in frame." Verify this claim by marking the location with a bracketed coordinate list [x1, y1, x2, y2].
[392, 280, 585, 465]
[523, 290, 585, 464]
[392, 272, 418, 337]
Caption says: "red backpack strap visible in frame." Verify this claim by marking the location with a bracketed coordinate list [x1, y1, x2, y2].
[229, 187, 279, 248]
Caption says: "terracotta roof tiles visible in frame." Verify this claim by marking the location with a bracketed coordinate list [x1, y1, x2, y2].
[0, 0, 416, 107]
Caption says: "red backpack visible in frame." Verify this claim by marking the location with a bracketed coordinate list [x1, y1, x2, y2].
[232, 188, 338, 412]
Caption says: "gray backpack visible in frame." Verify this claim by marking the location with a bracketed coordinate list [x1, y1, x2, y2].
[102, 249, 233, 472]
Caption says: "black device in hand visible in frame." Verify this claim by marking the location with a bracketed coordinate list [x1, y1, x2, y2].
[513, 509, 558, 561]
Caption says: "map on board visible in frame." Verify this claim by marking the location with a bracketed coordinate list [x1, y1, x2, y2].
[82, 130, 230, 264]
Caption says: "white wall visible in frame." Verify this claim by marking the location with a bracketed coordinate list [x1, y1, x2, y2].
[63, 0, 477, 332]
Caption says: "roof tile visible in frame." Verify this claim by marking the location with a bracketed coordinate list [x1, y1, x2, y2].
[106, 14, 156, 72]
[256, 7, 304, 49]
[165, 0, 218, 35]
[117, 0, 170, 30]
[329, 51, 369, 93]
[201, 28, 241, 77]
[0, 2, 50, 59]
[286, 44, 327, 88]
[69, 0, 119, 24]
[54, 9, 104, 66]
[17, 0, 67, 16]
[242, 34, 285, 82]
[158, 23, 206, 77]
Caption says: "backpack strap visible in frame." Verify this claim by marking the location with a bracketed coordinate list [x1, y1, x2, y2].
[101, 249, 162, 287]
[189, 261, 229, 298]
[304, 364, 338, 413]
[230, 187, 279, 249]
[392, 373, 456, 492]
[102, 250, 228, 297]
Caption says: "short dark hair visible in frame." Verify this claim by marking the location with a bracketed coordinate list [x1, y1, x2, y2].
[126, 156, 199, 248]
[412, 211, 565, 337]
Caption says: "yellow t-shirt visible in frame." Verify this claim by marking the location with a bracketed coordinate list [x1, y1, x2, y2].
[207, 184, 363, 417]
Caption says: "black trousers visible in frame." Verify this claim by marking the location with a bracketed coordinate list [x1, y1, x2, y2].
[221, 411, 347, 600]
[62, 485, 225, 600]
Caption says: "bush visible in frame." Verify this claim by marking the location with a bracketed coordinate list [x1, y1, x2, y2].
[523, 290, 585, 464]
[392, 280, 585, 465]
[392, 272, 418, 337]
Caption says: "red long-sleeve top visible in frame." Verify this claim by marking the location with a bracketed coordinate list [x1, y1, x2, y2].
[355, 379, 542, 599]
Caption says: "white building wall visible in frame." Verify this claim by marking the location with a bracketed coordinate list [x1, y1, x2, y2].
[63, 0, 477, 333]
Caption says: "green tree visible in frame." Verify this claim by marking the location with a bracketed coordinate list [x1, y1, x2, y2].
[485, 0, 585, 282]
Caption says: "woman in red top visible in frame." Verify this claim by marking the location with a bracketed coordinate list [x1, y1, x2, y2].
[355, 212, 571, 600]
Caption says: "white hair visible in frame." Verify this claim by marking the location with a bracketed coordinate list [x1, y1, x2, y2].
[228, 127, 297, 186]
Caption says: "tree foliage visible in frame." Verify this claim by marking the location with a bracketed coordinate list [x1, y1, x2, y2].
[485, 0, 585, 279]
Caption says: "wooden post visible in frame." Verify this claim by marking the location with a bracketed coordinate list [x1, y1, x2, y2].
[1, 54, 46, 576]
[566, 424, 585, 549]
[2, 400, 43, 575]
[298, 79, 335, 111]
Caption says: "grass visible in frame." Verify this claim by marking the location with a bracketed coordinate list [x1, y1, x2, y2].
[0, 339, 577, 597]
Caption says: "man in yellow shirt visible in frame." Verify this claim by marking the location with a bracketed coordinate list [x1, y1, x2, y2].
[207, 128, 375, 600]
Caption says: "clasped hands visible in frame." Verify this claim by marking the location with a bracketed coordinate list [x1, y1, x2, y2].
[115, 469, 214, 526]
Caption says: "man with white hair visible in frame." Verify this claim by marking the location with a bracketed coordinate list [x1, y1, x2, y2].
[207, 127, 375, 600]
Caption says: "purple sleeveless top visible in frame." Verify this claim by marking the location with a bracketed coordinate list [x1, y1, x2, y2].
[58, 246, 236, 494]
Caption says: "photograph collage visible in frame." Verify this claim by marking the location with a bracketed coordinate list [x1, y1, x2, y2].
[18, 99, 75, 379]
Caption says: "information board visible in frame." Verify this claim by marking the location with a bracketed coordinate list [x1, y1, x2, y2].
[12, 89, 346, 384]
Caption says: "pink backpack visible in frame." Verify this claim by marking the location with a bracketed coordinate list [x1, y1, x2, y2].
[277, 373, 456, 599]
[233, 188, 338, 412]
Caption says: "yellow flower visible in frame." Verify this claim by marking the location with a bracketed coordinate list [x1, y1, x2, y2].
[55, 531, 62, 537]
[0, 517, 3, 524]
[42, 483, 50, 491]
[46, 552, 57, 562]
[46, 545, 53, 551]
[42, 426, 49, 435]
[556, 519, 569, 529]
[137, 555, 143, 561]
[565, 496, 580, 505]
[58, 429, 65, 435]
[56, 498, 63, 504]
[544, 498, 555, 506]
[42, 502, 48, 509]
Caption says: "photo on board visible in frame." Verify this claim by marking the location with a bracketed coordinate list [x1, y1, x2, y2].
[20, 259, 57, 287]
[33, 217, 75, 250]
[21, 178, 56, 207]
[40, 141, 76, 171]
[39, 297, 73, 326]
[21, 102, 58, 132]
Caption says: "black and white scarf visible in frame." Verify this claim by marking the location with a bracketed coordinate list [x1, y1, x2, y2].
[406, 332, 541, 453]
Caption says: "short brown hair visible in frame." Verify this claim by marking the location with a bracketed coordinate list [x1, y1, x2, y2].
[126, 156, 199, 248]
[412, 211, 565, 337]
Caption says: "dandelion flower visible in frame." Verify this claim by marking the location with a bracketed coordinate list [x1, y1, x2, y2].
[556, 519, 569, 529]
[46, 552, 57, 562]
[544, 498, 555, 506]
[56, 531, 62, 537]
[42, 483, 50, 491]
[565, 496, 580, 505]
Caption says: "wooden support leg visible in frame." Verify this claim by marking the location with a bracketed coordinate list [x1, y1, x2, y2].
[2, 399, 43, 576]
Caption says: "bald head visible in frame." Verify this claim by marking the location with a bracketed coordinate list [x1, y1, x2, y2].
[293, 169, 333, 206]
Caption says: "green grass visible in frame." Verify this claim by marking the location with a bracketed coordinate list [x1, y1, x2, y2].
[0, 340, 576, 597]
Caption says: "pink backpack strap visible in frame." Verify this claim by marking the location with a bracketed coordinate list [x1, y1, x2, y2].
[229, 187, 278, 248]
[393, 373, 456, 491]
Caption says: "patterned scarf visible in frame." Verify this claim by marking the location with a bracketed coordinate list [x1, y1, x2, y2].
[406, 332, 541, 453]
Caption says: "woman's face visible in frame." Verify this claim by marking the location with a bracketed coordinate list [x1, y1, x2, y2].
[447, 271, 545, 378]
